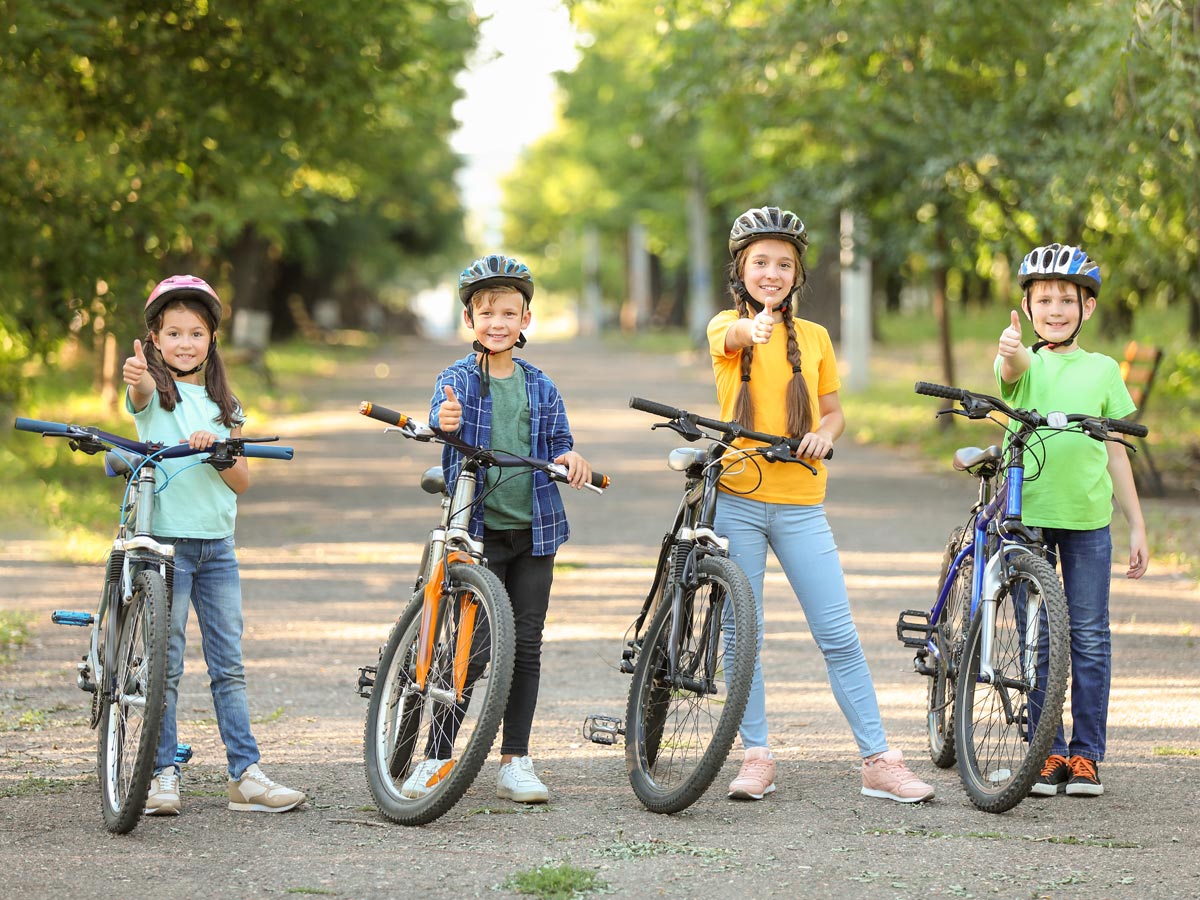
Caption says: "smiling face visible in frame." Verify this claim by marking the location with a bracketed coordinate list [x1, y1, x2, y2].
[152, 302, 212, 379]
[1024, 278, 1095, 349]
[464, 287, 531, 354]
[739, 238, 799, 312]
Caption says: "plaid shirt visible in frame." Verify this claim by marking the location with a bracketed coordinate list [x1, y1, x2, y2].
[431, 354, 574, 556]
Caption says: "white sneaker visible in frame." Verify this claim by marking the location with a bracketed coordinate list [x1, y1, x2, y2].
[496, 756, 549, 803]
[400, 758, 454, 799]
[145, 771, 181, 816]
[227, 763, 307, 812]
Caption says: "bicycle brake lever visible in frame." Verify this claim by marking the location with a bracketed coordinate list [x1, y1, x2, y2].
[652, 420, 704, 442]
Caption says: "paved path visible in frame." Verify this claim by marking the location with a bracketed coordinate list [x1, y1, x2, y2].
[1, 334, 1197, 900]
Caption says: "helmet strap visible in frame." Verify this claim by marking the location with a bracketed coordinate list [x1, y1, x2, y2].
[731, 274, 791, 316]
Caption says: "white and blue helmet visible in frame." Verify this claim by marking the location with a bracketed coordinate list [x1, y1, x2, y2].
[1017, 243, 1101, 298]
[458, 254, 534, 306]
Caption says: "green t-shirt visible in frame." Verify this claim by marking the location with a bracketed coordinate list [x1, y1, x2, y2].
[994, 347, 1135, 530]
[484, 369, 533, 530]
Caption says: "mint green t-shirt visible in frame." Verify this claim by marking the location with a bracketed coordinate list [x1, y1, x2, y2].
[483, 369, 533, 530]
[994, 347, 1135, 530]
[126, 381, 239, 539]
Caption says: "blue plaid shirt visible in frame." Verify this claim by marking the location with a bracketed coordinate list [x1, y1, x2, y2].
[431, 354, 574, 556]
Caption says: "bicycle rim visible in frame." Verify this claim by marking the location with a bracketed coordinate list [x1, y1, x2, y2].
[928, 530, 971, 769]
[363, 563, 514, 826]
[98, 569, 169, 833]
[955, 554, 1069, 813]
[625, 554, 755, 814]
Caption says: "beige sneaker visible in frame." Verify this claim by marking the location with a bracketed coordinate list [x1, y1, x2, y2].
[228, 763, 307, 813]
[728, 747, 776, 800]
[861, 749, 934, 803]
[145, 771, 182, 816]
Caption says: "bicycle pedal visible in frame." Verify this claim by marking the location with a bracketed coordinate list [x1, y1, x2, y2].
[896, 609, 935, 648]
[52, 610, 94, 627]
[582, 714, 624, 745]
[75, 662, 96, 693]
[175, 743, 193, 765]
[356, 665, 376, 699]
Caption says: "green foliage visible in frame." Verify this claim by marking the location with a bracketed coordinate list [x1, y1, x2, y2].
[0, 610, 35, 664]
[503, 863, 607, 900]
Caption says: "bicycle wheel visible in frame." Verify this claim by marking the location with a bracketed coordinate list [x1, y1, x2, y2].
[927, 528, 971, 769]
[364, 562, 514, 826]
[98, 569, 169, 833]
[625, 554, 755, 814]
[954, 554, 1069, 813]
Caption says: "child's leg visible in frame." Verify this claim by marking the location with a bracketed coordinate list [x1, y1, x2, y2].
[768, 504, 887, 758]
[188, 536, 261, 779]
[484, 529, 553, 757]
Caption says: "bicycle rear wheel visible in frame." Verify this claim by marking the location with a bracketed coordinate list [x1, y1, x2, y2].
[98, 569, 169, 833]
[927, 528, 971, 769]
[625, 554, 755, 814]
[954, 554, 1069, 813]
[364, 563, 514, 826]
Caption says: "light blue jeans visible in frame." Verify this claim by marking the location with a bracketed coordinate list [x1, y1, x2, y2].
[715, 493, 888, 757]
[154, 536, 260, 780]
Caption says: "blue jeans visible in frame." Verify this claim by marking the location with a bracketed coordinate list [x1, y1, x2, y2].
[1035, 526, 1112, 762]
[154, 536, 260, 779]
[715, 493, 888, 757]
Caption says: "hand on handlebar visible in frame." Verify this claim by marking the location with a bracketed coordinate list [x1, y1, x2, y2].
[794, 430, 834, 461]
[553, 450, 593, 490]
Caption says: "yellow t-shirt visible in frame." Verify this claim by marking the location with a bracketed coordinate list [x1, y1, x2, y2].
[707, 309, 840, 505]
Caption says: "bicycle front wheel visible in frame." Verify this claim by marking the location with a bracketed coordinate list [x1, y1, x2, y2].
[625, 554, 755, 814]
[364, 563, 514, 826]
[928, 528, 971, 769]
[98, 569, 169, 833]
[955, 554, 1069, 813]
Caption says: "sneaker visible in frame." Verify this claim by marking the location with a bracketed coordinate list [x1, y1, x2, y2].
[400, 758, 454, 799]
[1065, 756, 1103, 797]
[227, 763, 307, 812]
[496, 756, 549, 803]
[1029, 754, 1070, 797]
[861, 750, 935, 803]
[145, 771, 181, 816]
[728, 747, 776, 800]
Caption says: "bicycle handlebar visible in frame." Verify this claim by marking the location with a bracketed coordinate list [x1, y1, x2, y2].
[913, 382, 1149, 439]
[358, 401, 610, 491]
[629, 396, 833, 461]
[13, 417, 295, 460]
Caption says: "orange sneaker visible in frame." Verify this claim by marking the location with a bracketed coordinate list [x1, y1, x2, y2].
[1029, 754, 1070, 797]
[1065, 755, 1103, 797]
[728, 747, 776, 800]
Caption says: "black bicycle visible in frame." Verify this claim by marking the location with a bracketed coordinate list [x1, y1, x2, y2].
[584, 397, 825, 813]
[13, 416, 292, 832]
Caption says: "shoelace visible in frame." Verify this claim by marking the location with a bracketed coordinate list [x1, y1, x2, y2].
[736, 759, 773, 782]
[157, 773, 179, 793]
[1069, 757, 1097, 781]
[1040, 754, 1068, 777]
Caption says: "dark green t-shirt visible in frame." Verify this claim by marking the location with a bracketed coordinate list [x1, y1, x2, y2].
[484, 369, 533, 529]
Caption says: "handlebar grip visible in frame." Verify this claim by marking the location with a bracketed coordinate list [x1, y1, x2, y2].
[914, 381, 968, 402]
[629, 396, 683, 420]
[1107, 418, 1148, 439]
[590, 471, 610, 490]
[14, 416, 72, 435]
[244, 444, 295, 460]
[359, 401, 409, 427]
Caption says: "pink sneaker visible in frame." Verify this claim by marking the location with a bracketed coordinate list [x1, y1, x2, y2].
[728, 747, 776, 800]
[862, 750, 934, 803]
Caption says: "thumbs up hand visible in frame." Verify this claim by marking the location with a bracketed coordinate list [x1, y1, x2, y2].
[437, 384, 463, 432]
[750, 302, 776, 345]
[998, 310, 1024, 359]
[123, 339, 152, 390]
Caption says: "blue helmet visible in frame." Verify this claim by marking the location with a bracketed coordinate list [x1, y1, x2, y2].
[457, 254, 534, 306]
[1017, 243, 1101, 298]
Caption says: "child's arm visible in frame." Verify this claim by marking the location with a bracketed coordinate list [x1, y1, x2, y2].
[1106, 441, 1148, 579]
[187, 428, 250, 495]
[123, 339, 155, 412]
[996, 310, 1031, 385]
[723, 309, 776, 351]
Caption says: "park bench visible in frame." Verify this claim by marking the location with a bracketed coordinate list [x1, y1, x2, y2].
[1119, 340, 1164, 496]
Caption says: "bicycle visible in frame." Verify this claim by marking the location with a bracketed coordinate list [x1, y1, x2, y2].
[896, 382, 1147, 812]
[13, 415, 292, 833]
[355, 401, 607, 826]
[583, 396, 825, 814]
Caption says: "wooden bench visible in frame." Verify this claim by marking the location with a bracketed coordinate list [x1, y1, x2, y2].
[1119, 340, 1164, 495]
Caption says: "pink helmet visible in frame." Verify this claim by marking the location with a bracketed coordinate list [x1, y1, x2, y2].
[144, 275, 222, 328]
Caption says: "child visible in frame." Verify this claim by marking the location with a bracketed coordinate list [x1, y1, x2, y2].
[709, 206, 934, 803]
[122, 274, 307, 815]
[407, 254, 593, 804]
[996, 242, 1148, 798]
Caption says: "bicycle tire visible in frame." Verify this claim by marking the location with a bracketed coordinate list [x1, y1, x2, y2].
[954, 554, 1069, 813]
[927, 528, 971, 769]
[364, 562, 514, 826]
[98, 569, 169, 833]
[625, 554, 755, 814]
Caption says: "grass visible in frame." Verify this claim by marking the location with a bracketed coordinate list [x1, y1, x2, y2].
[0, 775, 79, 799]
[0, 610, 35, 664]
[503, 863, 607, 900]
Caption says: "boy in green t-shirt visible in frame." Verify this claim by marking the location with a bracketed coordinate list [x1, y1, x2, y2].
[995, 242, 1149, 799]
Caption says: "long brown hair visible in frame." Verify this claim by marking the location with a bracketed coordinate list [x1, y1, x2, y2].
[144, 298, 243, 427]
[729, 245, 812, 439]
